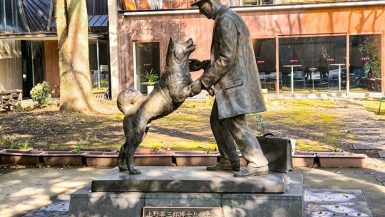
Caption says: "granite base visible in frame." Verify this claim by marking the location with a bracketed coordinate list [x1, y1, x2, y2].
[69, 167, 303, 217]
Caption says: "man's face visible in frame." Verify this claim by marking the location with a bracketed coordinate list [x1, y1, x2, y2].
[198, 1, 214, 19]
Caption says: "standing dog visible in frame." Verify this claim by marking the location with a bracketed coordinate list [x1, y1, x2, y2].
[117, 38, 196, 174]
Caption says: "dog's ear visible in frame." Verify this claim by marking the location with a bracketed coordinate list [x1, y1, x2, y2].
[166, 37, 176, 62]
[168, 37, 175, 47]
[185, 38, 193, 44]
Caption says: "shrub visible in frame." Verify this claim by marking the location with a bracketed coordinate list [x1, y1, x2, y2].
[30, 81, 51, 108]
[13, 105, 33, 113]
[74, 144, 82, 154]
[144, 69, 159, 84]
[93, 80, 109, 89]
[256, 114, 266, 135]
[21, 139, 31, 150]
[9, 139, 19, 149]
[100, 80, 109, 88]
[3, 136, 32, 150]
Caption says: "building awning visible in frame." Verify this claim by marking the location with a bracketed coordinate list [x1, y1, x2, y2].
[88, 15, 109, 33]
[0, 32, 107, 40]
[1, 0, 108, 35]
[0, 32, 57, 40]
[89, 15, 108, 28]
[49, 15, 109, 34]
[20, 0, 53, 32]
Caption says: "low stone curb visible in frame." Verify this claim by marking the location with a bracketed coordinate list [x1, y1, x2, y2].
[0, 148, 367, 168]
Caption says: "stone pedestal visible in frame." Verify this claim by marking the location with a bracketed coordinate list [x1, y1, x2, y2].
[69, 167, 303, 217]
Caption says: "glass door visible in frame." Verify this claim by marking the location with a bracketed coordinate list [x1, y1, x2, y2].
[21, 41, 45, 97]
[133, 42, 160, 94]
[349, 34, 382, 93]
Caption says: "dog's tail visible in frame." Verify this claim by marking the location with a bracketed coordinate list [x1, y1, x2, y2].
[117, 89, 145, 115]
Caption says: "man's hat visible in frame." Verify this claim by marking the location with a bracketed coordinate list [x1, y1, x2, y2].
[191, 0, 210, 7]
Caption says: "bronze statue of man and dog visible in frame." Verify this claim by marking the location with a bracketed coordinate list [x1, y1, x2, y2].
[117, 0, 269, 177]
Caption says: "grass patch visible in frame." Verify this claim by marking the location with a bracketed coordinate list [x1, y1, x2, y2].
[140, 138, 217, 151]
[295, 139, 334, 151]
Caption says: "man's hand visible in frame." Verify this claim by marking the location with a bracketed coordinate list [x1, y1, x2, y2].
[189, 59, 203, 72]
[189, 59, 211, 72]
[189, 79, 203, 96]
[201, 60, 211, 70]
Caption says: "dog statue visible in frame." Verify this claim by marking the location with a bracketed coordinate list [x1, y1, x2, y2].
[117, 38, 196, 174]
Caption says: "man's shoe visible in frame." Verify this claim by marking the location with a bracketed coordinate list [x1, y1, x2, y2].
[231, 161, 240, 172]
[207, 159, 240, 171]
[206, 161, 240, 171]
[234, 165, 269, 177]
[207, 161, 232, 171]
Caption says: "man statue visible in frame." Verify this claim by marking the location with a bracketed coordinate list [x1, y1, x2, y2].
[189, 0, 269, 177]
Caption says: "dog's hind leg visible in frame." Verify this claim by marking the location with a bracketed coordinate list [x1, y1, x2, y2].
[126, 143, 141, 175]
[126, 126, 148, 175]
[119, 126, 149, 173]
[118, 114, 137, 172]
[118, 142, 128, 171]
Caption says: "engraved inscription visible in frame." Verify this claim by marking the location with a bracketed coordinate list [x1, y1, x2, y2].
[143, 207, 223, 217]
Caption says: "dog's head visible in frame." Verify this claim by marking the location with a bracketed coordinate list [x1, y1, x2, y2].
[166, 37, 196, 65]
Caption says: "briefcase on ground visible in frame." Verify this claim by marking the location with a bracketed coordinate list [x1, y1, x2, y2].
[257, 133, 293, 173]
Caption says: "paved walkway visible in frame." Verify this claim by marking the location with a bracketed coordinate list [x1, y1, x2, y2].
[302, 167, 385, 217]
[0, 167, 108, 217]
[1, 167, 384, 217]
[337, 100, 385, 169]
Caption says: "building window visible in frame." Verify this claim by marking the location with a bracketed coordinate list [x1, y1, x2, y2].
[134, 42, 160, 94]
[120, 0, 372, 11]
[350, 34, 382, 93]
[253, 38, 276, 91]
[121, 0, 195, 10]
[279, 36, 346, 93]
[0, 0, 25, 32]
[89, 39, 110, 89]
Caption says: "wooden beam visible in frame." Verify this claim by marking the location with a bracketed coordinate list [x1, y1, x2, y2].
[275, 35, 280, 95]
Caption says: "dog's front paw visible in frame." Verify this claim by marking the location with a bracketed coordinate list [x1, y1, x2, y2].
[129, 168, 142, 175]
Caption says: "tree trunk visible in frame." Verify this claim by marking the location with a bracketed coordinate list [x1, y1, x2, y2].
[56, 0, 94, 113]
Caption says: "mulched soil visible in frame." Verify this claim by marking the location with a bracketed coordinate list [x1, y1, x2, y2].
[1, 99, 384, 156]
[0, 107, 124, 150]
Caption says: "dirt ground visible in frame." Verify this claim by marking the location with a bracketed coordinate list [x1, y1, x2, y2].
[0, 98, 384, 155]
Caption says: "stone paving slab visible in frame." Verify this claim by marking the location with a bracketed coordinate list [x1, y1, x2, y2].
[350, 140, 385, 145]
[352, 144, 385, 150]
[357, 135, 385, 140]
[374, 174, 385, 182]
[378, 151, 385, 158]
[24, 194, 69, 217]
[304, 189, 373, 217]
[340, 130, 383, 135]
[347, 127, 383, 130]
